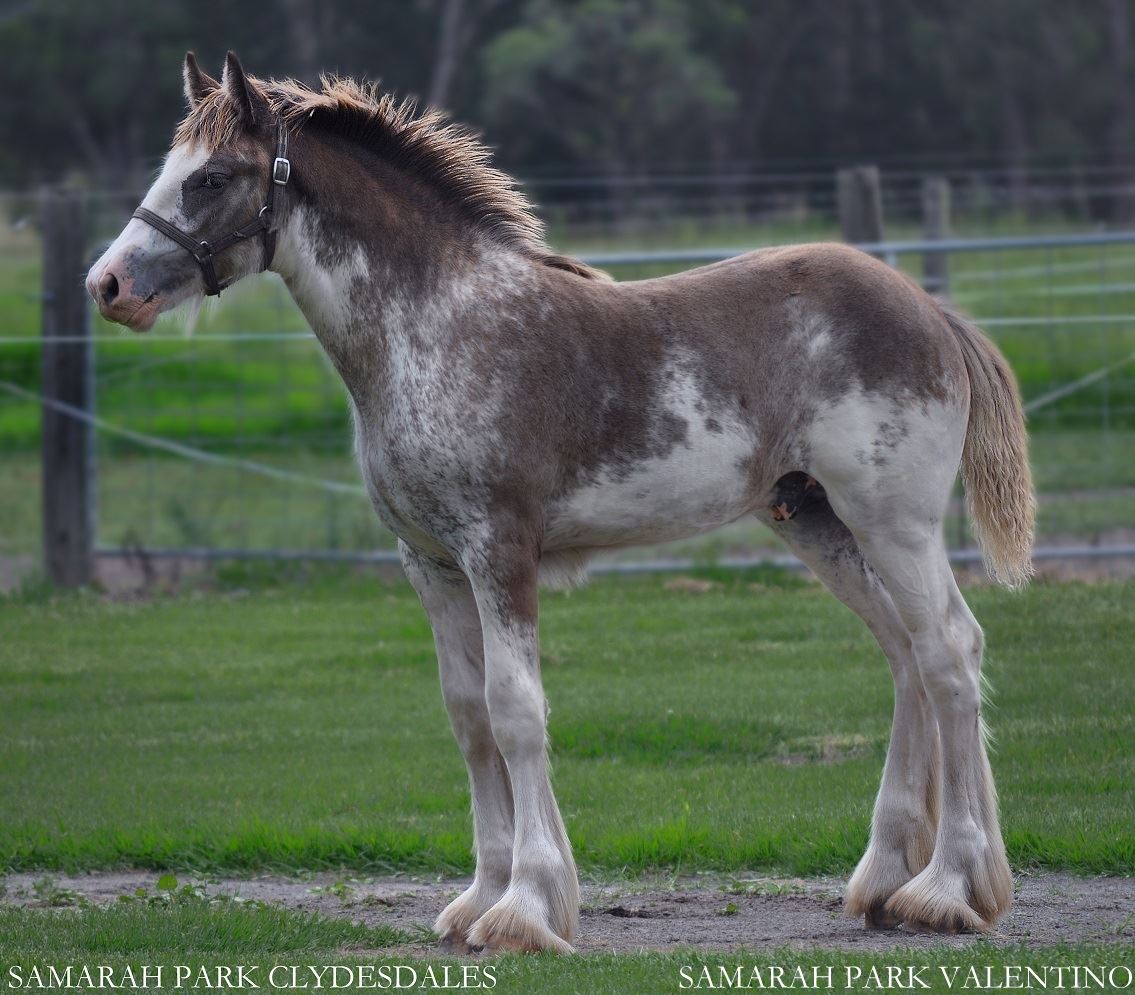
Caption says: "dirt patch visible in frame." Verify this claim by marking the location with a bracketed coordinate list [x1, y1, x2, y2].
[3, 871, 1132, 953]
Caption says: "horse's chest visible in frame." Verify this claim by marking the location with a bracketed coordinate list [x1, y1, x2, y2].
[353, 416, 482, 551]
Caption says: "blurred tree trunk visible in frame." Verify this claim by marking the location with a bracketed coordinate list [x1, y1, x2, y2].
[995, 53, 1030, 215]
[1106, 0, 1135, 222]
[861, 0, 884, 78]
[281, 0, 321, 85]
[732, 3, 814, 165]
[429, 0, 466, 108]
[425, 0, 501, 110]
[826, 2, 854, 158]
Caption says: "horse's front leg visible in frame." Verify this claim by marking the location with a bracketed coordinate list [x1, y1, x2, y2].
[462, 542, 579, 953]
[400, 543, 516, 953]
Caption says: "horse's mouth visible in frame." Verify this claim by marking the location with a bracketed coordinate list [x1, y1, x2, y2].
[122, 294, 161, 332]
[94, 290, 161, 332]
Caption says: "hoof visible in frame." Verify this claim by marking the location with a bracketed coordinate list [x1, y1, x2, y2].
[864, 905, 902, 931]
[884, 872, 989, 935]
[468, 917, 574, 955]
[467, 892, 575, 954]
[433, 882, 505, 954]
[438, 932, 479, 955]
[845, 843, 919, 927]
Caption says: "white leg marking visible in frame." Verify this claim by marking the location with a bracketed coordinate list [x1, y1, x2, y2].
[808, 391, 1011, 932]
[401, 547, 515, 951]
[772, 508, 938, 928]
[464, 581, 578, 953]
[857, 536, 1012, 932]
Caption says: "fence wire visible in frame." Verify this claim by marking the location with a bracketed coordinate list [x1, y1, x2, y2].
[1, 227, 1134, 572]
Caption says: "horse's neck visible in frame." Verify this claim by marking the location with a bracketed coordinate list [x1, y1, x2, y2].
[272, 198, 536, 407]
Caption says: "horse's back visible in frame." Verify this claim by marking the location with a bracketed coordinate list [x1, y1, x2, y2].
[627, 241, 966, 395]
[600, 242, 969, 448]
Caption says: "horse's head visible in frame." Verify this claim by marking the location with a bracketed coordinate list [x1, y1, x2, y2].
[87, 52, 286, 330]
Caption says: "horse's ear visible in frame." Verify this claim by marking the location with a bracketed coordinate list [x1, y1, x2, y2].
[183, 52, 219, 109]
[221, 50, 267, 129]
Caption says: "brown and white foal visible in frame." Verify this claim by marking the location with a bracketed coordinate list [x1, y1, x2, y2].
[90, 53, 1035, 952]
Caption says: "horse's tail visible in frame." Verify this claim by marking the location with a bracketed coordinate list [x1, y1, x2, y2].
[943, 305, 1036, 587]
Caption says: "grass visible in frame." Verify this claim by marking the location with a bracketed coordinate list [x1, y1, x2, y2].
[2, 898, 1128, 995]
[1, 899, 1130, 995]
[0, 570, 1131, 877]
[0, 889, 409, 953]
[0, 450, 390, 558]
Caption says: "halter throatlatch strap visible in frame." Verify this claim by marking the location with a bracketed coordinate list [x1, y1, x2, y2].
[132, 121, 291, 297]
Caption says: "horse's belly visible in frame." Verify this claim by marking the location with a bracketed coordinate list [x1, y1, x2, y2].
[545, 432, 758, 548]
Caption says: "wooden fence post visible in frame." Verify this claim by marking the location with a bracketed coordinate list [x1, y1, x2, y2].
[921, 176, 951, 297]
[836, 165, 885, 247]
[41, 187, 95, 587]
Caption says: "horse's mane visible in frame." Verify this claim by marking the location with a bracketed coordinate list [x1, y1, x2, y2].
[176, 75, 607, 280]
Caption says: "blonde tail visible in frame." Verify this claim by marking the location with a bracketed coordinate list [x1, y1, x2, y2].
[943, 305, 1036, 587]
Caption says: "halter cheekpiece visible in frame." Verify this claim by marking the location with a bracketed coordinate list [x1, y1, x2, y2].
[132, 120, 291, 296]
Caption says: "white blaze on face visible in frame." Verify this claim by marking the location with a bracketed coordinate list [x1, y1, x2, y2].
[92, 144, 210, 276]
[141, 142, 210, 220]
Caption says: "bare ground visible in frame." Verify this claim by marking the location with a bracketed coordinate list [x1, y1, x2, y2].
[3, 871, 1132, 953]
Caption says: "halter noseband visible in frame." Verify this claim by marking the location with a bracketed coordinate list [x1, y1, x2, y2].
[132, 121, 292, 297]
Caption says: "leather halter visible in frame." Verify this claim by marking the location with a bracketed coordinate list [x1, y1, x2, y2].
[132, 121, 292, 296]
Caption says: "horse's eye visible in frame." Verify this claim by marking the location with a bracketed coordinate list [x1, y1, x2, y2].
[203, 169, 229, 190]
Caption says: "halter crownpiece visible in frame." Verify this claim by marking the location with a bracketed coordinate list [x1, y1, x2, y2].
[132, 120, 291, 296]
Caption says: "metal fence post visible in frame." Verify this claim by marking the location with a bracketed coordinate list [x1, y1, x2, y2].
[41, 187, 95, 587]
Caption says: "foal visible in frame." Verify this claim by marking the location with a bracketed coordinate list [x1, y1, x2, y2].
[90, 54, 1035, 952]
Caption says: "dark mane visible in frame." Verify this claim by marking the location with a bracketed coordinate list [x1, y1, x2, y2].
[176, 75, 607, 280]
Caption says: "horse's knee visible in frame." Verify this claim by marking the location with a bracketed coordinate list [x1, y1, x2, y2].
[949, 597, 985, 663]
[484, 671, 547, 759]
[442, 686, 497, 758]
[911, 619, 982, 710]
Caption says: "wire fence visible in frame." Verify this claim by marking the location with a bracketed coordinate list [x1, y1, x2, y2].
[1, 199, 1134, 580]
[4, 162, 1135, 242]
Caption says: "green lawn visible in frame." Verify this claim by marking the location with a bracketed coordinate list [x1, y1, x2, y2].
[2, 897, 1127, 995]
[1, 570, 1131, 877]
[0, 898, 1128, 995]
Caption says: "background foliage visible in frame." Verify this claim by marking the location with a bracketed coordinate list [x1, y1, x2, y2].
[1, 0, 1132, 206]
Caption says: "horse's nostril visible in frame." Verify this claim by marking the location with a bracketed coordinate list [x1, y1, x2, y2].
[99, 271, 120, 306]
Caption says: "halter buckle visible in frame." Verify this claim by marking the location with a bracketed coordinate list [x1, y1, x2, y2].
[272, 157, 291, 185]
[195, 240, 215, 261]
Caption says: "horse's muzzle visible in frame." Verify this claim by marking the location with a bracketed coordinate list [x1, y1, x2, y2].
[86, 264, 160, 331]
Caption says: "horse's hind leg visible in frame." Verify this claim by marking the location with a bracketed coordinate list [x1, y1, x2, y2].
[400, 543, 516, 952]
[851, 526, 1011, 932]
[809, 398, 1012, 932]
[766, 493, 939, 929]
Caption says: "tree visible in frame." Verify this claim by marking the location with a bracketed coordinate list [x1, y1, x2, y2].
[480, 0, 735, 200]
